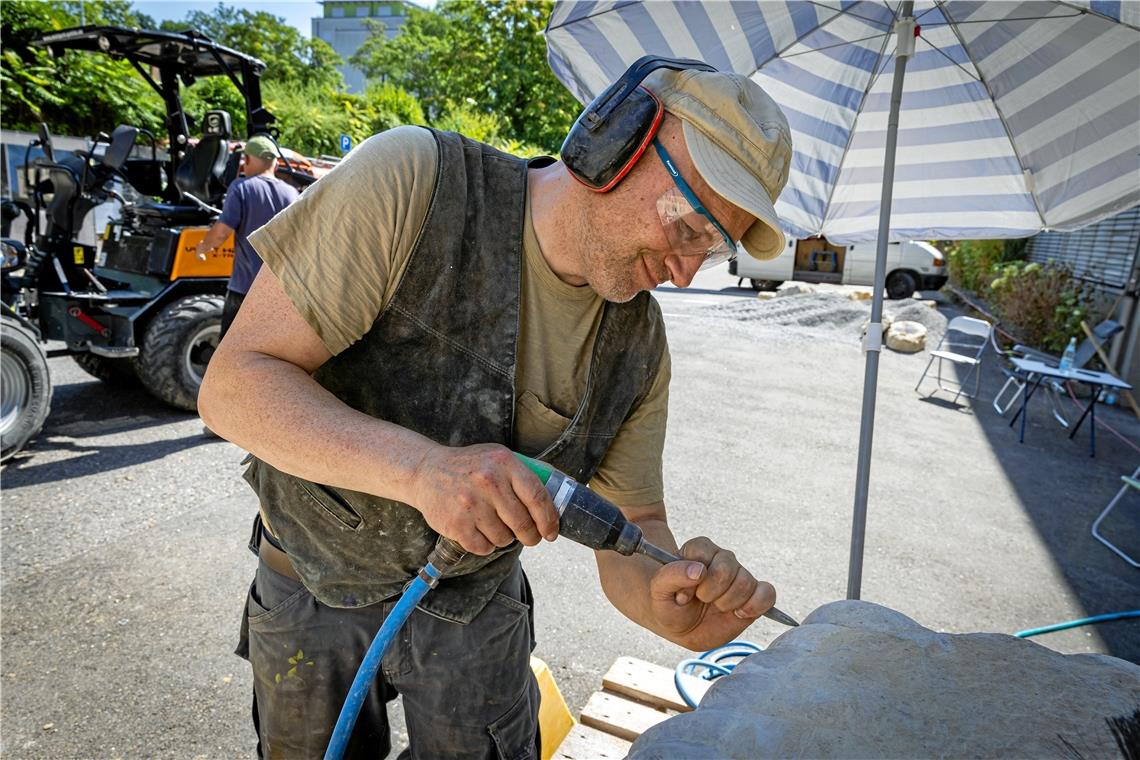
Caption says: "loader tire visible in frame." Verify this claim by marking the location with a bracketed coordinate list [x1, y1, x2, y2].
[1, 316, 51, 462]
[72, 352, 139, 386]
[136, 294, 223, 412]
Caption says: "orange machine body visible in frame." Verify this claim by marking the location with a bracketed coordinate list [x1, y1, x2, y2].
[170, 227, 235, 280]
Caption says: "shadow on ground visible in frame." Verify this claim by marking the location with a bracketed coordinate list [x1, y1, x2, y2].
[2, 373, 217, 485]
[922, 308, 1140, 661]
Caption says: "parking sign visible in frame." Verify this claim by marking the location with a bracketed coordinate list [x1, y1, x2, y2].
[339, 134, 352, 154]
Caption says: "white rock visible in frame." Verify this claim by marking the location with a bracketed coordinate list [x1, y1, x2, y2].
[885, 320, 926, 352]
[860, 314, 894, 338]
[629, 601, 1140, 760]
[775, 283, 815, 297]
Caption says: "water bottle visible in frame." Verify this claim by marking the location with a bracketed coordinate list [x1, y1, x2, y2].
[1059, 337, 1077, 371]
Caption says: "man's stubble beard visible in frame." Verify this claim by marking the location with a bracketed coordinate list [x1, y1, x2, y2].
[576, 207, 644, 304]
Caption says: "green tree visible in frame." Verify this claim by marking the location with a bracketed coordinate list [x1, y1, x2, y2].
[351, 0, 579, 153]
[162, 5, 343, 90]
[1, 0, 164, 135]
[153, 4, 347, 142]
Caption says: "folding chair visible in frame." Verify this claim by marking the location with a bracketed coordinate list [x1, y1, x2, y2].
[1091, 464, 1140, 567]
[991, 319, 1124, 424]
[915, 316, 992, 403]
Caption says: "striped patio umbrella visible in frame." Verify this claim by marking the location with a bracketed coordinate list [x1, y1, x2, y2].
[546, 1, 1139, 241]
[544, 1, 1140, 598]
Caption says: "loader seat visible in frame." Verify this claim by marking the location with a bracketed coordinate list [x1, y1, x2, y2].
[34, 153, 95, 238]
[174, 110, 232, 205]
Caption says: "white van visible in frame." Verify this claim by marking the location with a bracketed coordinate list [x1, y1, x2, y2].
[729, 236, 948, 299]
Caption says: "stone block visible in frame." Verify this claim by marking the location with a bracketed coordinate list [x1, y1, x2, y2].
[885, 320, 926, 352]
[628, 601, 1140, 759]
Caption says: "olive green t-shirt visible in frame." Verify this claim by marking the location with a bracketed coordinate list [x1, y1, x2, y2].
[249, 126, 668, 506]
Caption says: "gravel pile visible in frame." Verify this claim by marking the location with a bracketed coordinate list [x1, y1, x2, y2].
[697, 291, 949, 348]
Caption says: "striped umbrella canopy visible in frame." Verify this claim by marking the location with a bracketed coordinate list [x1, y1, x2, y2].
[545, 1, 1139, 600]
[545, 1, 1140, 244]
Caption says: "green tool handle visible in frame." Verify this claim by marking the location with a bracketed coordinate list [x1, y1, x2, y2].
[513, 452, 553, 484]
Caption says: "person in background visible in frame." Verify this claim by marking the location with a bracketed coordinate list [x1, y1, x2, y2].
[195, 134, 299, 337]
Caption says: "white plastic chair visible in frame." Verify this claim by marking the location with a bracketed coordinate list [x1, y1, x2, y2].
[1091, 465, 1140, 568]
[990, 329, 1065, 420]
[915, 316, 992, 403]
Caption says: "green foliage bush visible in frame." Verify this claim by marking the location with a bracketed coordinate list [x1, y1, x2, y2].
[0, 1, 344, 144]
[432, 106, 543, 157]
[943, 238, 1096, 353]
[987, 261, 1097, 353]
[2, 0, 165, 135]
[946, 239, 1001, 292]
[363, 81, 427, 134]
[433, 105, 505, 144]
[263, 81, 353, 157]
[944, 238, 1026, 292]
[2, 0, 553, 161]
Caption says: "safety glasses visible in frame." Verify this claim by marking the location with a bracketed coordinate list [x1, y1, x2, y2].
[652, 139, 738, 269]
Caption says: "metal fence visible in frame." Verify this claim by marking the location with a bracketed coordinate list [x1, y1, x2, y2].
[1027, 206, 1140, 292]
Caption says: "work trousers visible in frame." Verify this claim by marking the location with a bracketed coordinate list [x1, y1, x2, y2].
[235, 521, 541, 760]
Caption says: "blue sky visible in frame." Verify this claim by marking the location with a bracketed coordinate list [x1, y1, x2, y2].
[134, 2, 322, 37]
[132, 1, 432, 39]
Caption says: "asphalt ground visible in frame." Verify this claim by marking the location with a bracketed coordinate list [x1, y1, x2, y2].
[3, 268, 1138, 758]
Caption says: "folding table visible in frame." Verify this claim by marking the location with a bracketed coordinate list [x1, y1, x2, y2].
[1007, 357, 1133, 457]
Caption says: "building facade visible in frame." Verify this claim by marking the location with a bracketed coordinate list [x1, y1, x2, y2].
[312, 1, 416, 93]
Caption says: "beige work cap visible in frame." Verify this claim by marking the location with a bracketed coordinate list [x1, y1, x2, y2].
[645, 68, 792, 260]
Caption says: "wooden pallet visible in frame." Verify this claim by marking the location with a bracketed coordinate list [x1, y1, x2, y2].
[552, 656, 711, 759]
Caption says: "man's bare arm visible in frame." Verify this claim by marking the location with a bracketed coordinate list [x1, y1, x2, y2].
[195, 221, 234, 259]
[197, 266, 558, 554]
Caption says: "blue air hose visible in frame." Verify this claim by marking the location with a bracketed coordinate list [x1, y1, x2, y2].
[323, 455, 553, 759]
[323, 561, 443, 760]
[674, 640, 763, 709]
[1014, 610, 1140, 638]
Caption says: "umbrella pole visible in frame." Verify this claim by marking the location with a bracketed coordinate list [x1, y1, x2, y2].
[847, 4, 916, 600]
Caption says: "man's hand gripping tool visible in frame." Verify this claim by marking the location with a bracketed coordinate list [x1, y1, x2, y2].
[431, 454, 799, 628]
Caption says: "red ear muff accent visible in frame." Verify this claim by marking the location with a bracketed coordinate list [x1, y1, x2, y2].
[561, 56, 716, 193]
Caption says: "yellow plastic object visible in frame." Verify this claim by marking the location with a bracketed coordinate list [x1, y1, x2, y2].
[170, 228, 234, 280]
[530, 656, 575, 760]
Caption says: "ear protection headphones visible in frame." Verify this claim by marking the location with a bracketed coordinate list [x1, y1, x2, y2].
[561, 56, 717, 193]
